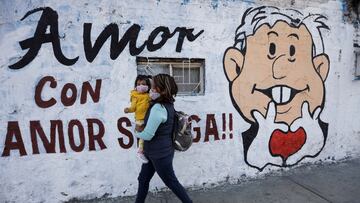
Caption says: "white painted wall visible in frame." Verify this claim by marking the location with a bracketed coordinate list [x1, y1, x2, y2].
[0, 0, 359, 202]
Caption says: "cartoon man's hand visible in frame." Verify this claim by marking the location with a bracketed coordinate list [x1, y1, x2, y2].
[287, 101, 324, 165]
[247, 102, 285, 169]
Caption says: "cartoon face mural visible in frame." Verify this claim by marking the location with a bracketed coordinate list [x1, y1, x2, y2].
[223, 6, 330, 171]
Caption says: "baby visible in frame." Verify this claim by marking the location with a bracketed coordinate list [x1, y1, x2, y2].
[124, 75, 151, 163]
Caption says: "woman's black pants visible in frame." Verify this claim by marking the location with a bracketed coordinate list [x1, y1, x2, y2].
[135, 152, 192, 203]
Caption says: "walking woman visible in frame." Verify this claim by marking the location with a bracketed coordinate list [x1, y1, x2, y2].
[134, 74, 193, 203]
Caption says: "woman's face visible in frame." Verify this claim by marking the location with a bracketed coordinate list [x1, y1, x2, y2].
[151, 81, 161, 93]
[151, 86, 161, 93]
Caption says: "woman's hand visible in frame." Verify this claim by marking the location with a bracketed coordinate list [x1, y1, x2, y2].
[124, 108, 129, 113]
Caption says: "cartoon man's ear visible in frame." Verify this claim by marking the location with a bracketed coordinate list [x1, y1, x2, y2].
[223, 47, 244, 82]
[313, 54, 330, 81]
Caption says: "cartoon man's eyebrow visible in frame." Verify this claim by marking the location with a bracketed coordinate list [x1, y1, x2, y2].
[287, 33, 299, 39]
[267, 31, 278, 36]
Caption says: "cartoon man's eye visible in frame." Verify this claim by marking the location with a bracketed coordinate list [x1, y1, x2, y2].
[288, 45, 296, 62]
[269, 43, 276, 55]
[267, 43, 276, 60]
[290, 45, 296, 56]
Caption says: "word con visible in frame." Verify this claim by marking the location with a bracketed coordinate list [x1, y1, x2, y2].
[35, 76, 101, 108]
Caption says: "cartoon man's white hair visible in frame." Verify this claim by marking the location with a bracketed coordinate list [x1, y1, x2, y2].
[234, 6, 330, 56]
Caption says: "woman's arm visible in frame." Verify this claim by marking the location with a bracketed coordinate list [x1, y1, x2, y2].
[135, 104, 167, 141]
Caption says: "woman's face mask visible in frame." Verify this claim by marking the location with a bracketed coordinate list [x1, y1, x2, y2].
[136, 85, 149, 93]
[149, 88, 161, 100]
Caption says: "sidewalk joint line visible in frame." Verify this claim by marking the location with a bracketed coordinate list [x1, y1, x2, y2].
[286, 177, 333, 203]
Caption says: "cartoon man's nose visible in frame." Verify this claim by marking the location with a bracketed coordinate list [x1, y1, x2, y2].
[272, 54, 288, 80]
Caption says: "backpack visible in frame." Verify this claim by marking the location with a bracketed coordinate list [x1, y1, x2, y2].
[172, 110, 193, 151]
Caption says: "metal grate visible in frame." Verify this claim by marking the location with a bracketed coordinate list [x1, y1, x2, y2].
[136, 57, 205, 95]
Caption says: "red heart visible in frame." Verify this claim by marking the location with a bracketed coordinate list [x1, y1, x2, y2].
[269, 127, 306, 161]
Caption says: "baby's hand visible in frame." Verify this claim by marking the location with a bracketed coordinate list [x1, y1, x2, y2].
[124, 108, 129, 113]
[135, 124, 145, 132]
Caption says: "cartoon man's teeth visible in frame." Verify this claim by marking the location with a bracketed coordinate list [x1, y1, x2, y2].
[253, 85, 307, 105]
[271, 86, 291, 104]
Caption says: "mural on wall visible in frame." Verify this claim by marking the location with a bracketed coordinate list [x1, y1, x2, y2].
[2, 7, 237, 157]
[223, 6, 330, 171]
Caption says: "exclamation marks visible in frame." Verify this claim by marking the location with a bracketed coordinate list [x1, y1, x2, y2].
[222, 113, 226, 139]
[222, 113, 233, 139]
[229, 113, 233, 139]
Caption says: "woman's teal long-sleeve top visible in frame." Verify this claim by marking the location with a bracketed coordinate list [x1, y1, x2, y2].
[135, 103, 167, 141]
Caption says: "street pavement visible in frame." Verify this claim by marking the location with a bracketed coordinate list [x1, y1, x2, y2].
[68, 158, 360, 203]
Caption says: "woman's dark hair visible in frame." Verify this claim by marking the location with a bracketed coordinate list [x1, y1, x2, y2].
[153, 74, 178, 103]
[134, 74, 152, 93]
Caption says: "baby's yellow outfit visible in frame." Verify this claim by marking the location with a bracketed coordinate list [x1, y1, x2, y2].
[127, 90, 151, 121]
[127, 90, 150, 150]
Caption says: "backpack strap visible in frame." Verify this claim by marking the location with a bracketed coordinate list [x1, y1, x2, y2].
[172, 109, 179, 141]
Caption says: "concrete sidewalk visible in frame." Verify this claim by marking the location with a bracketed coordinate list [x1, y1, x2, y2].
[70, 158, 360, 203]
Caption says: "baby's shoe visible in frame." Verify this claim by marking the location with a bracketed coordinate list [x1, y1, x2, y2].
[137, 151, 149, 163]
